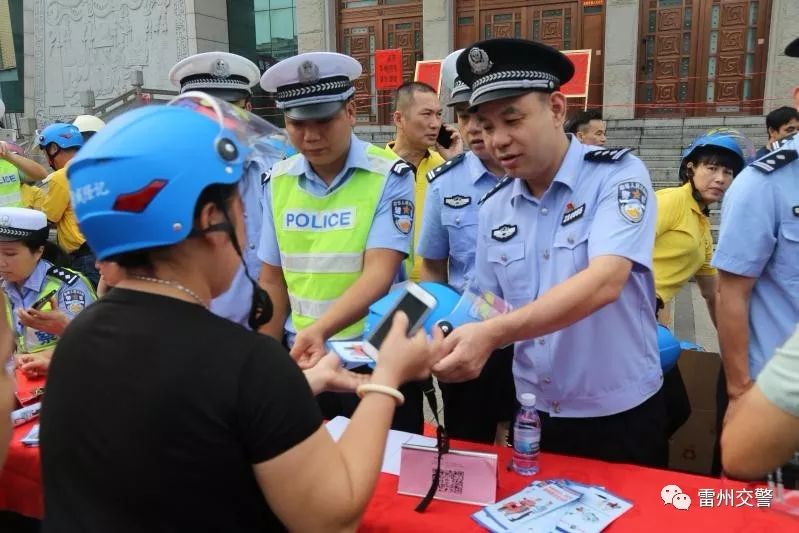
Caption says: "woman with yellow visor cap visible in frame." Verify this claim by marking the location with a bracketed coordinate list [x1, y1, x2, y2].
[0, 207, 95, 378]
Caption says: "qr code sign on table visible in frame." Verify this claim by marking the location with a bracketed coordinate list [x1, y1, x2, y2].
[434, 468, 465, 495]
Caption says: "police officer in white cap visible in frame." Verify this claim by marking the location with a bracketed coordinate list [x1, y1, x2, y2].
[259, 52, 422, 432]
[72, 115, 106, 143]
[0, 207, 96, 377]
[169, 51, 289, 328]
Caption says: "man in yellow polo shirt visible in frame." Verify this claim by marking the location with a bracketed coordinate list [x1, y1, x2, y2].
[387, 81, 462, 280]
[38, 123, 99, 287]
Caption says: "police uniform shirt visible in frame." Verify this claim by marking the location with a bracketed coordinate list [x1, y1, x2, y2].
[2, 259, 95, 337]
[476, 135, 662, 417]
[258, 133, 414, 343]
[711, 135, 799, 379]
[210, 150, 281, 327]
[417, 151, 499, 291]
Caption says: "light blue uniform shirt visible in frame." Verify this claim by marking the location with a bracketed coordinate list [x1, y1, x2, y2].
[210, 150, 281, 327]
[258, 133, 414, 343]
[476, 136, 662, 418]
[711, 135, 799, 379]
[417, 151, 499, 292]
[2, 259, 95, 338]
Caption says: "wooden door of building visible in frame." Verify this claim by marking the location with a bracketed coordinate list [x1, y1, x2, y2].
[338, 1, 422, 124]
[454, 1, 605, 109]
[637, 0, 771, 117]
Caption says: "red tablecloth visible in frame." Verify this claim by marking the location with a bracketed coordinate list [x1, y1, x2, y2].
[2, 426, 797, 531]
[361, 443, 799, 532]
[0, 421, 43, 519]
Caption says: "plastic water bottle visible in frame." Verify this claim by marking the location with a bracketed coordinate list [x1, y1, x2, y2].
[512, 393, 541, 476]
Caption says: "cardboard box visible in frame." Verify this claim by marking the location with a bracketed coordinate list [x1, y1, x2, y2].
[677, 349, 721, 411]
[668, 350, 722, 475]
[669, 409, 717, 475]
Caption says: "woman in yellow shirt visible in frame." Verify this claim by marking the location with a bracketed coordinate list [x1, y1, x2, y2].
[654, 130, 752, 438]
[654, 129, 752, 325]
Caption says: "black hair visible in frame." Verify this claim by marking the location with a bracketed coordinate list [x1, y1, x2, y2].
[107, 182, 239, 269]
[765, 106, 799, 133]
[679, 146, 743, 184]
[19, 231, 68, 267]
[393, 81, 438, 112]
[565, 109, 603, 134]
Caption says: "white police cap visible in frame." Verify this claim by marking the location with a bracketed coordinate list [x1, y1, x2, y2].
[260, 52, 362, 121]
[0, 207, 48, 242]
[169, 52, 260, 102]
[441, 49, 470, 107]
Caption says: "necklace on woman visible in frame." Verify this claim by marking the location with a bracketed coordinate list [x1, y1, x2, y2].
[130, 275, 209, 310]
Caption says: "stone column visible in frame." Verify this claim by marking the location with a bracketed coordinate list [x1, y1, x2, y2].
[602, 0, 640, 120]
[763, 0, 799, 113]
[187, 0, 229, 54]
[22, 1, 34, 117]
[297, 0, 335, 53]
[423, 0, 453, 61]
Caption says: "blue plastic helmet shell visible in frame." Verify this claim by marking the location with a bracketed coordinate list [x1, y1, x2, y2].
[38, 123, 83, 150]
[365, 282, 462, 337]
[67, 105, 249, 260]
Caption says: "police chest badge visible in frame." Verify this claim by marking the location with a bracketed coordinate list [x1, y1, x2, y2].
[617, 182, 647, 224]
[491, 224, 517, 242]
[444, 195, 471, 209]
[63, 289, 86, 314]
[392, 199, 414, 234]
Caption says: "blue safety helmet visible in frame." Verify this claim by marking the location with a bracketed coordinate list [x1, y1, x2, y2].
[365, 282, 462, 337]
[680, 128, 754, 178]
[37, 122, 83, 150]
[67, 105, 252, 260]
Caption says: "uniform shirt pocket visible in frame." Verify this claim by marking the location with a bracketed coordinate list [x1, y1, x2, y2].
[486, 241, 531, 298]
[553, 223, 590, 275]
[442, 209, 479, 259]
[775, 221, 799, 285]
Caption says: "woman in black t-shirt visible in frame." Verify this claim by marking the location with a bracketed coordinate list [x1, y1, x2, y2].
[40, 97, 443, 532]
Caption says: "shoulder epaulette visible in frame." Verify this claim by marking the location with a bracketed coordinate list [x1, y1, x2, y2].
[750, 148, 798, 174]
[426, 152, 466, 183]
[260, 169, 271, 186]
[478, 175, 513, 205]
[269, 156, 295, 178]
[46, 266, 79, 286]
[767, 131, 798, 152]
[583, 147, 633, 163]
[390, 160, 414, 177]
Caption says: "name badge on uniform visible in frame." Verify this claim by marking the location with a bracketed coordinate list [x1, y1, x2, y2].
[491, 224, 517, 242]
[63, 289, 86, 314]
[561, 203, 585, 226]
[444, 195, 471, 209]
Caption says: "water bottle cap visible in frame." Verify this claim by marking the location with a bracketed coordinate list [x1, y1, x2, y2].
[520, 393, 536, 407]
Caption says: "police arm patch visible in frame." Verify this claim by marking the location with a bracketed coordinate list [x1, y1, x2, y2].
[392, 199, 414, 234]
[491, 224, 517, 242]
[617, 182, 648, 224]
[63, 289, 87, 314]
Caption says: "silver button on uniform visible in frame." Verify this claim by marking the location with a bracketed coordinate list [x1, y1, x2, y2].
[500, 253, 507, 262]
[567, 236, 574, 244]
[543, 249, 550, 260]
[553, 401, 561, 414]
[541, 207, 548, 215]
[543, 377, 551, 384]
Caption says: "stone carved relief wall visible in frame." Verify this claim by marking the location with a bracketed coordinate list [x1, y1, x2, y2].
[34, 0, 188, 122]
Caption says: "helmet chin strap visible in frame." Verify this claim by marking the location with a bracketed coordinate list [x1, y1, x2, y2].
[196, 214, 274, 330]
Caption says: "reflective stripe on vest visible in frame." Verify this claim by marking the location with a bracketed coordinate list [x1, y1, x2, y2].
[272, 143, 392, 339]
[0, 160, 22, 208]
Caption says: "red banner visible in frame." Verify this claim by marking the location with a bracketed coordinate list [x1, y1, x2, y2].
[414, 60, 443, 94]
[375, 49, 403, 91]
[561, 49, 592, 98]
